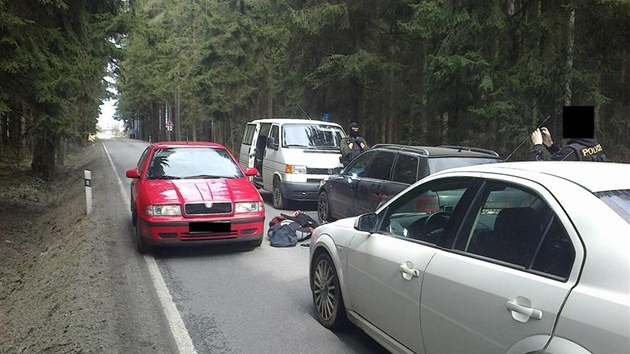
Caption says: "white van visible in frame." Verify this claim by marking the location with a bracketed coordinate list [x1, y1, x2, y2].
[239, 118, 345, 209]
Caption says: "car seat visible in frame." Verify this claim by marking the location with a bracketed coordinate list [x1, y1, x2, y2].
[492, 207, 541, 267]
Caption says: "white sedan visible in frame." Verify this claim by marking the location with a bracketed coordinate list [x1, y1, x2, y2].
[309, 161, 630, 354]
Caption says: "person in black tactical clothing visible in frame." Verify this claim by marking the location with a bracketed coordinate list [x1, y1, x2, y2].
[340, 122, 368, 166]
[527, 127, 607, 161]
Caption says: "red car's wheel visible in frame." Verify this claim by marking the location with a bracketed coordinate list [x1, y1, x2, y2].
[135, 223, 151, 254]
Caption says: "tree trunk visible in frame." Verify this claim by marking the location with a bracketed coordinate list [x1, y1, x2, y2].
[31, 130, 57, 180]
[564, 8, 575, 106]
[57, 137, 66, 166]
[192, 118, 197, 141]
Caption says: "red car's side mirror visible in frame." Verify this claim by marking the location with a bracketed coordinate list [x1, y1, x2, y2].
[244, 167, 258, 177]
[126, 169, 140, 179]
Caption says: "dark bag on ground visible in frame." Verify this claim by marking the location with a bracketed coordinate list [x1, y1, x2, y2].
[268, 221, 299, 247]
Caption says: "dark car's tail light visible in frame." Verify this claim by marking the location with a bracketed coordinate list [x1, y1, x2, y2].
[416, 195, 440, 212]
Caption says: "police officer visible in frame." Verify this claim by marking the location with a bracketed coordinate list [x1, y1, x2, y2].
[340, 122, 368, 166]
[527, 127, 607, 161]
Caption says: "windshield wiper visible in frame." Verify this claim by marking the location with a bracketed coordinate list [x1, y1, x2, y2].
[150, 175, 181, 180]
[184, 174, 224, 179]
[284, 144, 311, 148]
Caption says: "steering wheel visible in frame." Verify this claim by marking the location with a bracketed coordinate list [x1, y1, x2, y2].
[418, 211, 452, 241]
[424, 211, 451, 231]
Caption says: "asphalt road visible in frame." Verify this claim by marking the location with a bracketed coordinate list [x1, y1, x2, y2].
[102, 138, 388, 354]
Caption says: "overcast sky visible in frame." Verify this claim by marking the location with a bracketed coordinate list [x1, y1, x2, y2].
[98, 99, 119, 130]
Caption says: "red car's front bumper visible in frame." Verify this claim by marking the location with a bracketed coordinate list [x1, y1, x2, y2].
[137, 214, 265, 246]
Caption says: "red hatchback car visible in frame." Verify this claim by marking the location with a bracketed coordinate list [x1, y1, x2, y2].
[125, 141, 265, 253]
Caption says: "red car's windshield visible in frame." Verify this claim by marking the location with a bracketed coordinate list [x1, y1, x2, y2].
[145, 147, 244, 180]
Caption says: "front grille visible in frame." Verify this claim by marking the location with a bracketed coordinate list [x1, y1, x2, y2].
[307, 167, 336, 175]
[181, 231, 238, 240]
[185, 202, 232, 215]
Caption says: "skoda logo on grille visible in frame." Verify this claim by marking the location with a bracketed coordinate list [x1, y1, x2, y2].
[204, 202, 213, 208]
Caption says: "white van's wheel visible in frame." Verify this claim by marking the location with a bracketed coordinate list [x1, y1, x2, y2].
[273, 178, 289, 209]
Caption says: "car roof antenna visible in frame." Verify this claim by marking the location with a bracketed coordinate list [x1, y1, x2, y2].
[296, 103, 312, 120]
[504, 114, 551, 162]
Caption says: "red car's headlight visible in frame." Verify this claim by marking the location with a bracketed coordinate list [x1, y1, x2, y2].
[235, 202, 263, 213]
[146, 205, 182, 216]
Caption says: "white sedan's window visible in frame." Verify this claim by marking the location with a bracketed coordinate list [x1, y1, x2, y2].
[379, 178, 472, 244]
[457, 181, 574, 281]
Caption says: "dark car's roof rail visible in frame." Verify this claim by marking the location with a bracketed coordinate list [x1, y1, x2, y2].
[371, 144, 430, 155]
[437, 145, 501, 157]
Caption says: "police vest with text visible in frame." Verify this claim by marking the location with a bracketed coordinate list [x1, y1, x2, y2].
[567, 143, 607, 162]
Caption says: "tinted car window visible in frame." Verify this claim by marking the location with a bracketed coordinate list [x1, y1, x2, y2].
[270, 125, 280, 148]
[392, 154, 419, 184]
[363, 151, 395, 180]
[455, 181, 574, 280]
[596, 189, 630, 224]
[346, 151, 375, 178]
[242, 124, 255, 145]
[428, 157, 500, 174]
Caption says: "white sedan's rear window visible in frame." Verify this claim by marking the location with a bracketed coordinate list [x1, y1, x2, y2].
[596, 190, 630, 224]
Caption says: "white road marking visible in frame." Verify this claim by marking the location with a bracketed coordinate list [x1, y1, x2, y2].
[103, 143, 198, 354]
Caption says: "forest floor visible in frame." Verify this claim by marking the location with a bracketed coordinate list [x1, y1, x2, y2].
[0, 143, 175, 354]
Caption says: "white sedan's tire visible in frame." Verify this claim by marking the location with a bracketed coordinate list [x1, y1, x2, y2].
[311, 252, 347, 329]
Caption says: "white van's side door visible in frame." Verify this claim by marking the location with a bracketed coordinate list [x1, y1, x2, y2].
[239, 123, 259, 170]
[262, 124, 281, 191]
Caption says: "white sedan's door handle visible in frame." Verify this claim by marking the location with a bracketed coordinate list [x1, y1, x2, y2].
[507, 300, 543, 321]
[399, 261, 420, 281]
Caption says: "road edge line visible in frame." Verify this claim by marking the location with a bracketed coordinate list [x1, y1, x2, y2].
[103, 142, 198, 354]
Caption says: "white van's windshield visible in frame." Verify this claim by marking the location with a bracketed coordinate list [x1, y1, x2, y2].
[282, 124, 344, 150]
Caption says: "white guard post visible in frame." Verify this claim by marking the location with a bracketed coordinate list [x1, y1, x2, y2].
[84, 169, 92, 215]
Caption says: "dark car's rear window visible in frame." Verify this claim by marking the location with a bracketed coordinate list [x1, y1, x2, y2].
[595, 189, 630, 224]
[428, 157, 501, 174]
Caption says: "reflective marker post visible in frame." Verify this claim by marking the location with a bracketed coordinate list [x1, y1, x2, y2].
[84, 169, 92, 215]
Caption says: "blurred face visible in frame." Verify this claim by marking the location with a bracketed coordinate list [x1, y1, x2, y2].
[352, 127, 359, 133]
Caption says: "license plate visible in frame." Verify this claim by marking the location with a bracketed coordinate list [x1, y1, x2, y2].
[189, 221, 231, 233]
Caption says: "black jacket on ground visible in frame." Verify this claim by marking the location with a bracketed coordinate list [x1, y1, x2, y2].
[527, 138, 607, 161]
